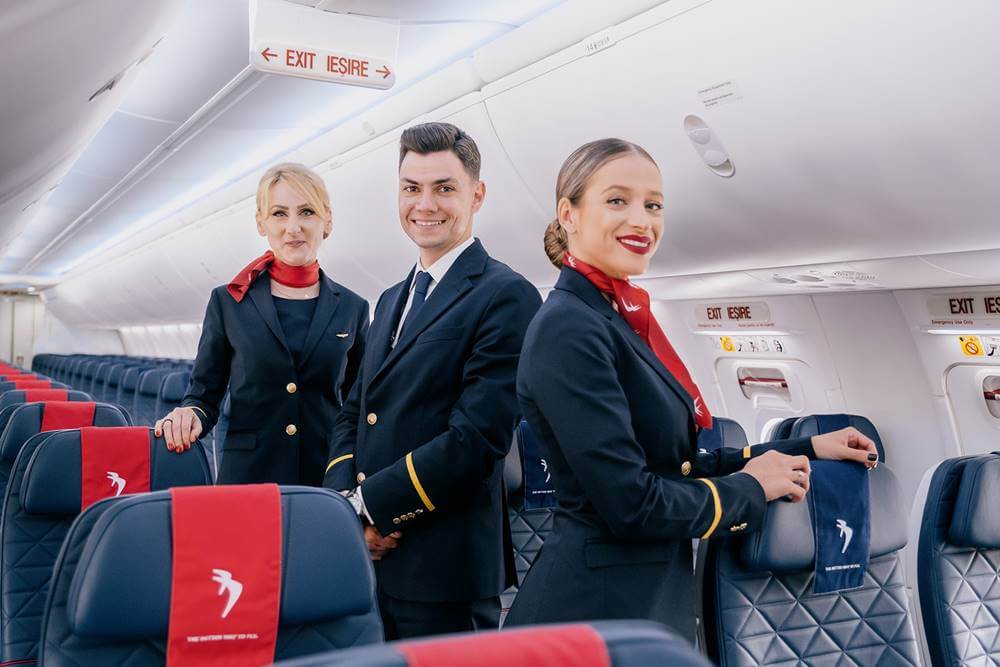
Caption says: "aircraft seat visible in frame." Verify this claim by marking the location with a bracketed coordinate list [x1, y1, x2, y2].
[702, 464, 920, 665]
[763, 417, 798, 442]
[0, 429, 211, 665]
[89, 361, 118, 400]
[0, 402, 130, 504]
[0, 380, 68, 393]
[697, 417, 749, 452]
[0, 390, 94, 439]
[133, 368, 177, 426]
[916, 453, 1000, 665]
[154, 370, 191, 419]
[501, 420, 554, 618]
[273, 621, 711, 666]
[790, 413, 886, 462]
[104, 362, 136, 404]
[115, 365, 156, 419]
[39, 486, 383, 665]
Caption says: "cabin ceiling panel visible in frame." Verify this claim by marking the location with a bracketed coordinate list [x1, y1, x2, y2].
[484, 0, 1000, 279]
[431, 102, 554, 287]
[68, 113, 180, 181]
[116, 0, 250, 124]
[20, 6, 549, 278]
[0, 0, 185, 252]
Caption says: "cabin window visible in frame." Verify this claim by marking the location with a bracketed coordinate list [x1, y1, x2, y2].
[984, 376, 1000, 420]
[737, 367, 790, 404]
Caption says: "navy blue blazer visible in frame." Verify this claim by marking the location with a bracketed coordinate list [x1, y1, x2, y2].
[325, 240, 542, 603]
[504, 267, 813, 638]
[182, 270, 369, 485]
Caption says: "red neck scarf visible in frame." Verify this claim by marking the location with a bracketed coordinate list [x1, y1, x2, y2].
[564, 253, 712, 430]
[227, 250, 320, 302]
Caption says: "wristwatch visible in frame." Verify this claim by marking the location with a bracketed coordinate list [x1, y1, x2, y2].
[342, 487, 366, 521]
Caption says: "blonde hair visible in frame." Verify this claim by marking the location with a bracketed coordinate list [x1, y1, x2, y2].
[255, 163, 332, 229]
[544, 139, 658, 268]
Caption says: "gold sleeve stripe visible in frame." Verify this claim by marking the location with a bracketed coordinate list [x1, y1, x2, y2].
[698, 478, 723, 539]
[743, 445, 752, 459]
[325, 454, 353, 474]
[189, 406, 208, 420]
[406, 452, 435, 512]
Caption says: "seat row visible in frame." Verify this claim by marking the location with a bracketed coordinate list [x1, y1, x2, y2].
[0, 366, 707, 666]
[509, 411, 999, 665]
[21, 351, 1000, 664]
[33, 353, 192, 424]
[32, 353, 224, 475]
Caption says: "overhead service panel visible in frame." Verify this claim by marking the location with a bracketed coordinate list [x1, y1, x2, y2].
[250, 0, 399, 90]
[684, 114, 734, 177]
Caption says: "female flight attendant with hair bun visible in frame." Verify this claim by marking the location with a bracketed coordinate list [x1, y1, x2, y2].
[154, 163, 369, 486]
[504, 139, 878, 639]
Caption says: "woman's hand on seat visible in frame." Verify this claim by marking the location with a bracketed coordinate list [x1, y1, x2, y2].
[742, 450, 811, 502]
[154, 407, 203, 453]
[811, 427, 878, 469]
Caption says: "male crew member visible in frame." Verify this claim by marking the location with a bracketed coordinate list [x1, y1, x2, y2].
[325, 122, 541, 639]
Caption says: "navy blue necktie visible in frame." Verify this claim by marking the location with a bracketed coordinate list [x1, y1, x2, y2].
[399, 271, 432, 338]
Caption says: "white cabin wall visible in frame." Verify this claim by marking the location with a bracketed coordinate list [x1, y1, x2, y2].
[119, 323, 201, 359]
[0, 295, 45, 367]
[33, 309, 123, 357]
[810, 292, 949, 504]
[660, 290, 948, 507]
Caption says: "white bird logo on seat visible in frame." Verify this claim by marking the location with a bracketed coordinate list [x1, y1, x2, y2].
[836, 519, 854, 554]
[211, 569, 243, 619]
[693, 397, 704, 417]
[540, 458, 551, 483]
[106, 472, 126, 496]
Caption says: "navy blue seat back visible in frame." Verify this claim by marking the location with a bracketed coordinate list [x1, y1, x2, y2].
[0, 390, 91, 411]
[0, 380, 68, 393]
[702, 465, 920, 665]
[115, 366, 154, 419]
[104, 363, 134, 404]
[77, 360, 99, 393]
[89, 361, 115, 400]
[766, 417, 798, 441]
[697, 417, 748, 452]
[133, 368, 175, 426]
[0, 430, 210, 665]
[274, 621, 710, 666]
[790, 413, 886, 462]
[0, 391, 93, 442]
[501, 420, 554, 617]
[917, 454, 1000, 665]
[66, 358, 87, 387]
[0, 402, 130, 505]
[40, 487, 382, 665]
[154, 371, 190, 419]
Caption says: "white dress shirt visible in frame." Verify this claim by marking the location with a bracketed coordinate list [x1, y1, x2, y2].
[391, 236, 476, 347]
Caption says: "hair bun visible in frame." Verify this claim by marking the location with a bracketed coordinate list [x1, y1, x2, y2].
[543, 219, 568, 269]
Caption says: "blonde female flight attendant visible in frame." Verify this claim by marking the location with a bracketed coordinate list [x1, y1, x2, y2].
[154, 163, 369, 485]
[504, 139, 878, 639]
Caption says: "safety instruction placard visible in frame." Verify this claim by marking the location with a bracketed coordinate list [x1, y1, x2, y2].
[695, 302, 775, 331]
[715, 335, 787, 354]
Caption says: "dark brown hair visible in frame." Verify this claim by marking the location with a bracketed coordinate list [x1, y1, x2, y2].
[399, 122, 481, 180]
[544, 138, 658, 268]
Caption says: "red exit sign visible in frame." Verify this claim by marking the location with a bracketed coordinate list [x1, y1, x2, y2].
[253, 43, 395, 90]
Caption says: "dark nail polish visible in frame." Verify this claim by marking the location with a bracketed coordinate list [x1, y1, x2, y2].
[867, 453, 878, 461]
